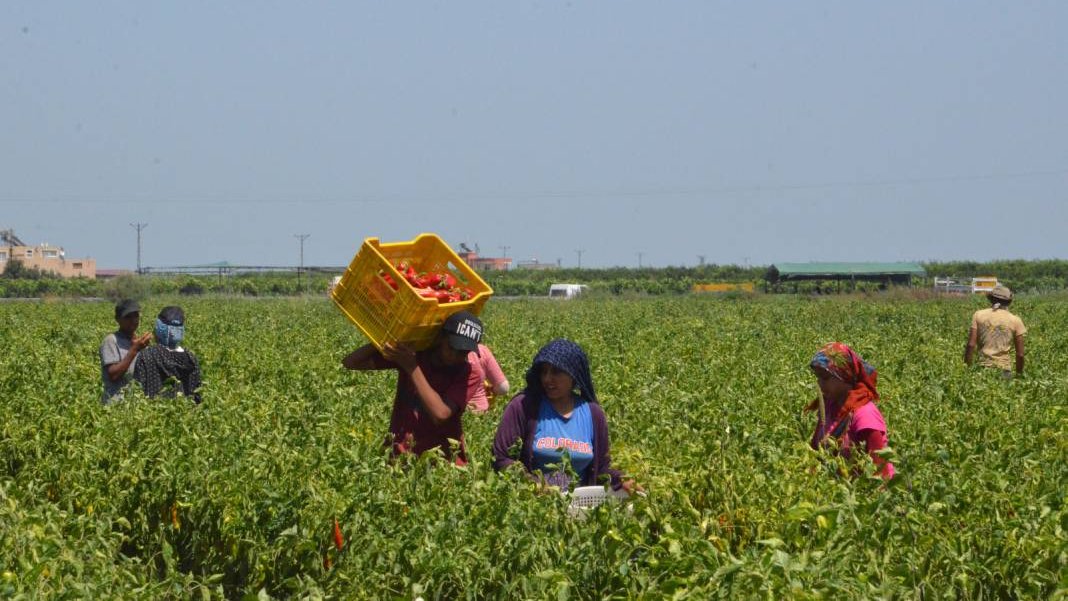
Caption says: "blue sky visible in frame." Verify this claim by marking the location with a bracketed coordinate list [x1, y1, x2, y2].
[3, 2, 1066, 269]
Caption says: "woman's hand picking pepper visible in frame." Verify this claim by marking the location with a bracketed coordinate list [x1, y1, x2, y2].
[621, 478, 644, 496]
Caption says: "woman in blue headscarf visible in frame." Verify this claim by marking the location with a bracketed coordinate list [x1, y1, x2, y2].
[492, 339, 637, 493]
[133, 306, 203, 403]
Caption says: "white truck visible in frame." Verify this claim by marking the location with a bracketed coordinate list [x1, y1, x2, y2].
[933, 276, 997, 295]
[548, 283, 588, 299]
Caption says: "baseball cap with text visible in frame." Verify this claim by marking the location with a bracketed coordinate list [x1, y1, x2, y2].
[442, 311, 483, 355]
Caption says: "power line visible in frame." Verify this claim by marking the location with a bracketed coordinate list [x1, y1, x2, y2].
[6, 168, 1066, 205]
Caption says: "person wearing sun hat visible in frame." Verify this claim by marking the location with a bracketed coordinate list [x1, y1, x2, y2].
[132, 305, 203, 403]
[965, 284, 1027, 377]
[342, 310, 485, 464]
[491, 338, 640, 494]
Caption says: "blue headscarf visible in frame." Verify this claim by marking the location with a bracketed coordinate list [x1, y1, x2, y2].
[524, 339, 598, 404]
[154, 306, 186, 350]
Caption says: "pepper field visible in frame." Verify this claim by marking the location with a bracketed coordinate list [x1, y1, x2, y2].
[1, 295, 1065, 599]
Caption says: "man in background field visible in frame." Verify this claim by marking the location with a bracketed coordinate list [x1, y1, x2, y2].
[100, 298, 152, 403]
[965, 285, 1027, 377]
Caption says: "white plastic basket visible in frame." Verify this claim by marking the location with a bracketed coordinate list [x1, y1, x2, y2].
[565, 486, 630, 518]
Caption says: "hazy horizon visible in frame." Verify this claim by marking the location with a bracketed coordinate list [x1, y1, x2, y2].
[4, 3, 1066, 270]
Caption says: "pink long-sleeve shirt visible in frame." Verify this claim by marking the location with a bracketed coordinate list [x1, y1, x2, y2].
[466, 344, 509, 413]
[813, 402, 895, 479]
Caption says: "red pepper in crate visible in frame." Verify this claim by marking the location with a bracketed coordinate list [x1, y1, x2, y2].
[380, 271, 399, 290]
[414, 287, 438, 299]
[390, 262, 411, 284]
[428, 273, 456, 290]
[381, 262, 475, 304]
[414, 273, 434, 289]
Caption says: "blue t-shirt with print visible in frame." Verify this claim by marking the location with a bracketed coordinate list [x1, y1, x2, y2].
[531, 398, 595, 488]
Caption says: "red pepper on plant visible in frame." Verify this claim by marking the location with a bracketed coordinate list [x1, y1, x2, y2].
[333, 518, 345, 550]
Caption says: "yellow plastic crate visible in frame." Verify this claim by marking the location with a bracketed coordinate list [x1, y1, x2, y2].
[331, 233, 493, 351]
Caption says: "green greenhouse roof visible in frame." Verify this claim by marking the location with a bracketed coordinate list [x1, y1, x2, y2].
[772, 262, 926, 276]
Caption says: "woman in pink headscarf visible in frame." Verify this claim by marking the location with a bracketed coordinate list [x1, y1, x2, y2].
[806, 342, 895, 480]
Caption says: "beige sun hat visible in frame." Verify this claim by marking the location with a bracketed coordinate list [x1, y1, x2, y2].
[989, 284, 1013, 302]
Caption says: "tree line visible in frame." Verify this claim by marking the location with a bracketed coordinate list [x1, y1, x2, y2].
[2, 257, 1066, 298]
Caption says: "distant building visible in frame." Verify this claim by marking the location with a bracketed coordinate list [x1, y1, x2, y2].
[0, 230, 96, 278]
[766, 262, 925, 289]
[96, 269, 135, 280]
[514, 258, 558, 271]
[457, 249, 512, 271]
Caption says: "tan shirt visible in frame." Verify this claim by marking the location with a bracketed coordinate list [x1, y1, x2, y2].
[971, 307, 1027, 370]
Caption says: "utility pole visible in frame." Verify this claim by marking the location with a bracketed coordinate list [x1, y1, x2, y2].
[575, 249, 584, 268]
[294, 234, 310, 293]
[698, 255, 706, 267]
[637, 252, 644, 269]
[499, 245, 510, 258]
[130, 223, 147, 274]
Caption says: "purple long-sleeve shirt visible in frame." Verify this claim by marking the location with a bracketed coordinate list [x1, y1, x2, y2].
[491, 393, 623, 489]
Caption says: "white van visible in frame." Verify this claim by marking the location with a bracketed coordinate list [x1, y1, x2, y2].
[548, 283, 588, 299]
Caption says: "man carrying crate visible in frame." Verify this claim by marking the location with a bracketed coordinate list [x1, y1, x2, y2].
[342, 311, 485, 464]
